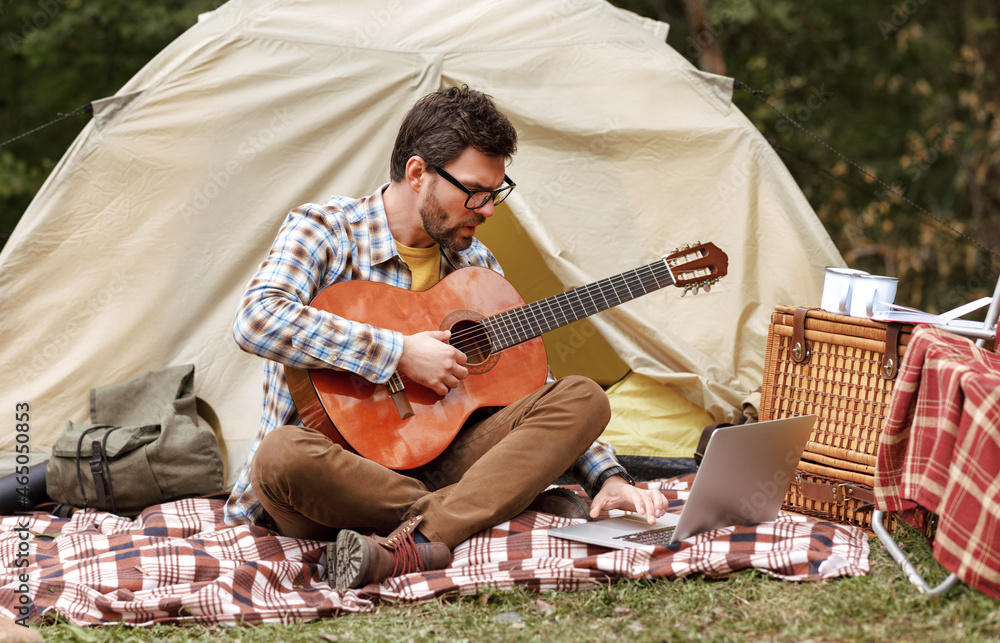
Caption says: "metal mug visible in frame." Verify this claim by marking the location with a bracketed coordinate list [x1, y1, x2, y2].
[849, 274, 899, 318]
[820, 267, 869, 314]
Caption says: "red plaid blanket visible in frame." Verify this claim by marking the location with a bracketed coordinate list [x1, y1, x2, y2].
[0, 478, 869, 626]
[874, 326, 1000, 599]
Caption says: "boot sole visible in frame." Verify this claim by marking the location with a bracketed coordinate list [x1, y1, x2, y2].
[527, 488, 591, 520]
[324, 541, 337, 589]
[334, 530, 369, 591]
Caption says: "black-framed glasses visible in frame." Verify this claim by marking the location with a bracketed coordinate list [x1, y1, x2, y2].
[433, 165, 516, 210]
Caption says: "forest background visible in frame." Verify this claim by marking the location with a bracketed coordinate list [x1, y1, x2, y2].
[1, 0, 998, 316]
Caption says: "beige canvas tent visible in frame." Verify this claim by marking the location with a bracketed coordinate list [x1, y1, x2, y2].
[0, 0, 843, 482]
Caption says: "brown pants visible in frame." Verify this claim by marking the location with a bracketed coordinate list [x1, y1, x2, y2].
[250, 375, 609, 548]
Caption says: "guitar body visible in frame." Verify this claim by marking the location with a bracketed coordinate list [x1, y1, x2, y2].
[285, 267, 548, 470]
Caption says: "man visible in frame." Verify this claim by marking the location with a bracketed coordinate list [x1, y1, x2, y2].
[225, 86, 667, 591]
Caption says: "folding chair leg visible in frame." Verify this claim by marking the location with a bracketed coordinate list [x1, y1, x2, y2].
[974, 275, 1000, 349]
[871, 510, 961, 596]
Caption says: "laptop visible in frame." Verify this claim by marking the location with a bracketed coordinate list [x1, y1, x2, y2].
[547, 415, 817, 548]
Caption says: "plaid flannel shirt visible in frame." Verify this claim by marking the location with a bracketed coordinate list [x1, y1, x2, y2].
[224, 186, 621, 526]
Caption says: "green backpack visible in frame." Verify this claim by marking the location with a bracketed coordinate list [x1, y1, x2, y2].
[46, 364, 227, 517]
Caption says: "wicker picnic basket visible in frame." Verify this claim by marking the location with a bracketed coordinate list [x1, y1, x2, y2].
[760, 305, 913, 531]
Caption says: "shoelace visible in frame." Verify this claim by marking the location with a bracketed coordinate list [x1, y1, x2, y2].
[385, 528, 424, 577]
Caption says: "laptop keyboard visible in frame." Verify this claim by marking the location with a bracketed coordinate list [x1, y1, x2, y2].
[612, 526, 676, 545]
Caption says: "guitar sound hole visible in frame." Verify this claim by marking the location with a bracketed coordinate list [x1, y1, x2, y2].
[449, 319, 492, 365]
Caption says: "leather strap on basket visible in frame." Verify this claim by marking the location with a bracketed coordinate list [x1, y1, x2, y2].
[881, 322, 901, 380]
[791, 307, 810, 364]
[796, 473, 875, 505]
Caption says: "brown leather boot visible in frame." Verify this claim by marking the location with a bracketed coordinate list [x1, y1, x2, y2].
[332, 515, 452, 591]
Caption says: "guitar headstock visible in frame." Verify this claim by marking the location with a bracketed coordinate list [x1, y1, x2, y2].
[663, 242, 729, 295]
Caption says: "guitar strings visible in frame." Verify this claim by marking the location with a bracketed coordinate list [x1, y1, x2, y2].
[446, 261, 675, 347]
[442, 259, 677, 354]
[445, 260, 677, 349]
[393, 259, 684, 386]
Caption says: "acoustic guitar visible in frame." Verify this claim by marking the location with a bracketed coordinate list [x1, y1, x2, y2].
[285, 242, 728, 470]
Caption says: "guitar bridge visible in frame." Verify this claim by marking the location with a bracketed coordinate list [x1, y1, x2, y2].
[387, 372, 415, 419]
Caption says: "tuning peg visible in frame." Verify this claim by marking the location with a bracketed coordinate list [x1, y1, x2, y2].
[703, 284, 711, 293]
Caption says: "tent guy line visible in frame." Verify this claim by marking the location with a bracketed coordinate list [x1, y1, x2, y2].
[0, 103, 92, 149]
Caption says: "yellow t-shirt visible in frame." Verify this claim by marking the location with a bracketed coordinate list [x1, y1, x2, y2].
[395, 241, 442, 292]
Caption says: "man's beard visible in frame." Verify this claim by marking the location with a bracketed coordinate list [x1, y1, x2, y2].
[419, 189, 485, 252]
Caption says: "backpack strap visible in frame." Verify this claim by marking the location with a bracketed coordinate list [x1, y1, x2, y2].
[74, 424, 113, 510]
[197, 396, 228, 482]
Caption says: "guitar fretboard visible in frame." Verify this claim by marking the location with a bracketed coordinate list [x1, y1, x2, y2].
[483, 259, 675, 352]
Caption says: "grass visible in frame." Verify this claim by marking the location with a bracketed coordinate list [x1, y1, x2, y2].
[30, 523, 1000, 643]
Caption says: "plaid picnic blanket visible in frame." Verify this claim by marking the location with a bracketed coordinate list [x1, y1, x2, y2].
[0, 477, 869, 626]
[874, 326, 1000, 599]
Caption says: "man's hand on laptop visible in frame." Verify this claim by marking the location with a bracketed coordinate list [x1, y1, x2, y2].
[589, 476, 668, 524]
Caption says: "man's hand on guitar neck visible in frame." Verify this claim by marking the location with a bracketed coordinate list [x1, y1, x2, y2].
[399, 330, 469, 396]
